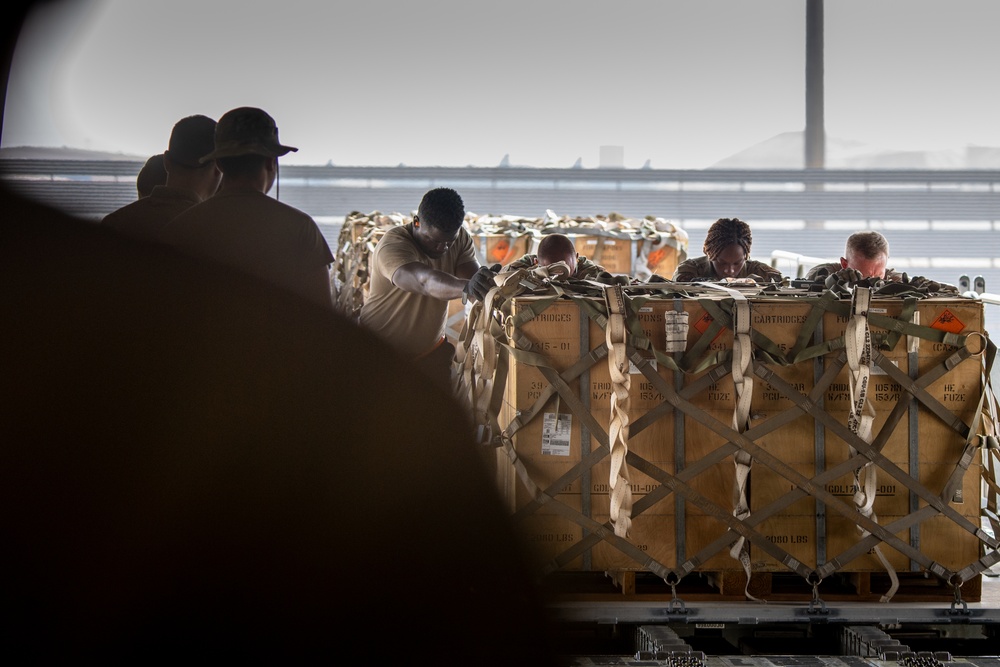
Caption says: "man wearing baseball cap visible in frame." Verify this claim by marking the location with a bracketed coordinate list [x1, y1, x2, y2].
[161, 107, 334, 309]
[135, 153, 167, 199]
[103, 115, 221, 243]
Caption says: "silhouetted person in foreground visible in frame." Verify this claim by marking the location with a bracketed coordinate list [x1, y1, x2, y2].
[162, 106, 334, 309]
[0, 183, 557, 664]
[103, 115, 221, 243]
[136, 153, 168, 198]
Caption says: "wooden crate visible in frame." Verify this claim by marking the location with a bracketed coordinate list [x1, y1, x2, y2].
[496, 292, 990, 598]
[570, 235, 635, 276]
[472, 232, 534, 267]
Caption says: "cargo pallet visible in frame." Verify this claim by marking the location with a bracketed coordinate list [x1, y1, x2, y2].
[458, 274, 1000, 616]
[540, 570, 983, 603]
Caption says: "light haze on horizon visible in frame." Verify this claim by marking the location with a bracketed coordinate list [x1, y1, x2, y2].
[2, 0, 999, 169]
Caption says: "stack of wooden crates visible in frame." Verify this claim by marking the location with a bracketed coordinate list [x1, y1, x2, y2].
[333, 211, 690, 341]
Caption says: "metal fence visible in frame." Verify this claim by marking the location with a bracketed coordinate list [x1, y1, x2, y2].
[3, 159, 999, 222]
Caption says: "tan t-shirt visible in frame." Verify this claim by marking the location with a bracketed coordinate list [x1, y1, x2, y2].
[359, 224, 477, 357]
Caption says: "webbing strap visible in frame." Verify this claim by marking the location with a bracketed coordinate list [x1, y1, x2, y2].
[681, 298, 730, 369]
[757, 357, 998, 559]
[552, 351, 817, 581]
[624, 348, 901, 583]
[844, 287, 898, 600]
[505, 349, 614, 522]
[604, 284, 633, 538]
[790, 290, 839, 360]
[728, 299, 759, 599]
[502, 345, 608, 446]
[881, 297, 918, 352]
[798, 291, 972, 352]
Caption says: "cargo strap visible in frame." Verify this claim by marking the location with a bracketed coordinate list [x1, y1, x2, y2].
[604, 284, 633, 538]
[758, 341, 1000, 586]
[788, 291, 971, 365]
[537, 337, 998, 592]
[649, 332, 998, 593]
[457, 268, 536, 445]
[692, 283, 759, 599]
[845, 287, 898, 601]
[729, 298, 758, 599]
[981, 336, 1000, 551]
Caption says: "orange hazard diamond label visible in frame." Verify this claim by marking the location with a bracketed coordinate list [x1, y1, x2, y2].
[490, 239, 511, 263]
[693, 311, 726, 342]
[693, 312, 714, 335]
[930, 308, 965, 334]
[646, 247, 667, 270]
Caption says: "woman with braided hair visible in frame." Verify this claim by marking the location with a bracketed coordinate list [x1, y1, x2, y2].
[672, 217, 782, 283]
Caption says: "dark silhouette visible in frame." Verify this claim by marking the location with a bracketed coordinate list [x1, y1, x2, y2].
[1, 190, 554, 661]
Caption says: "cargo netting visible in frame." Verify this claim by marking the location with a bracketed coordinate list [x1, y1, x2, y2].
[455, 268, 1000, 604]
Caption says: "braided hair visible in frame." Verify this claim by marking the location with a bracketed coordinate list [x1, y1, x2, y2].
[703, 217, 753, 260]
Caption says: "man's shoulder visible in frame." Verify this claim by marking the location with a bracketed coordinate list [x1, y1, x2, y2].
[746, 258, 781, 275]
[171, 192, 314, 223]
[242, 191, 315, 222]
[102, 199, 144, 226]
[164, 196, 214, 224]
[382, 224, 411, 238]
[677, 255, 709, 269]
[375, 224, 413, 248]
[506, 254, 537, 271]
[103, 196, 182, 232]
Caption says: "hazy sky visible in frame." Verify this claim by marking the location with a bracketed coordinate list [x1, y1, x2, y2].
[3, 0, 999, 168]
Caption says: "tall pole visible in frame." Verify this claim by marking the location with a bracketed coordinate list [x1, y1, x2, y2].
[805, 0, 825, 169]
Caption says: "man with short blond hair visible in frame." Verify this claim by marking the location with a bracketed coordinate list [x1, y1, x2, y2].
[806, 230, 902, 283]
[807, 230, 956, 292]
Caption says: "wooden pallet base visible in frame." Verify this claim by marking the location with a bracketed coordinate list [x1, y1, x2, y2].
[539, 570, 982, 603]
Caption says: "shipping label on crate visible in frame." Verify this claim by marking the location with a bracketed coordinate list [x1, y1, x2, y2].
[541, 412, 572, 456]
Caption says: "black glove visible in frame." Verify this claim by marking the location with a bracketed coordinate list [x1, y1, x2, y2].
[906, 274, 934, 289]
[831, 267, 864, 285]
[905, 275, 958, 294]
[611, 274, 632, 287]
[464, 263, 501, 302]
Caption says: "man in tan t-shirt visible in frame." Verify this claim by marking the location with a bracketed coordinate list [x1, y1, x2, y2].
[359, 187, 496, 388]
